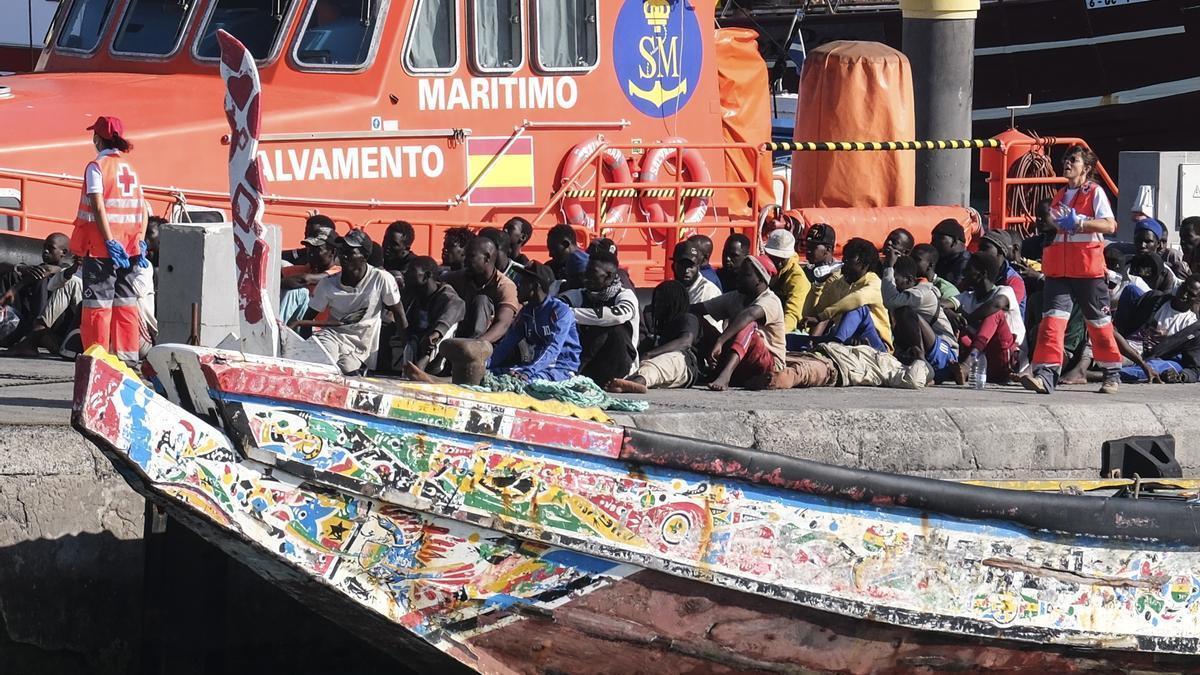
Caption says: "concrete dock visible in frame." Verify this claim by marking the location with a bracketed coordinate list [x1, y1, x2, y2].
[1, 353, 1197, 672]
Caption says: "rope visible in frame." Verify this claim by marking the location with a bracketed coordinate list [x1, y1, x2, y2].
[469, 374, 650, 413]
[765, 139, 1002, 152]
[1007, 150, 1057, 239]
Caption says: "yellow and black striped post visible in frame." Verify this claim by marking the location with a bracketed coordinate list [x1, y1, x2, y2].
[764, 139, 1001, 152]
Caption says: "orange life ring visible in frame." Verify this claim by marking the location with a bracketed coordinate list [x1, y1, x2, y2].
[637, 137, 712, 226]
[558, 139, 634, 230]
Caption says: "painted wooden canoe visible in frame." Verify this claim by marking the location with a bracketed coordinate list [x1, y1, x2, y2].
[73, 345, 1200, 673]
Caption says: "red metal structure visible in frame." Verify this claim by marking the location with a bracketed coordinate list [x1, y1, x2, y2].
[0, 0, 767, 283]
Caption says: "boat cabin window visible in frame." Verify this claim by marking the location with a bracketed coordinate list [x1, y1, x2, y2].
[56, 0, 116, 53]
[403, 0, 457, 73]
[534, 0, 596, 72]
[194, 0, 297, 61]
[112, 0, 195, 56]
[294, 0, 381, 67]
[471, 0, 521, 73]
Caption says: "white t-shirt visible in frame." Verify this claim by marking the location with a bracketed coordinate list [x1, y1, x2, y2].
[1059, 184, 1114, 220]
[84, 148, 119, 194]
[1141, 301, 1198, 355]
[310, 266, 401, 367]
[687, 276, 722, 329]
[957, 284, 1026, 346]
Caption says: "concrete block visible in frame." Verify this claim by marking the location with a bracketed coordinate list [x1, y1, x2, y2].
[1146, 402, 1200, 472]
[157, 222, 281, 347]
[1116, 151, 1200, 241]
[0, 426, 96, 476]
[838, 408, 965, 474]
[748, 409, 851, 465]
[749, 408, 967, 475]
[946, 405, 1065, 475]
[1045, 403, 1167, 478]
[0, 438, 144, 675]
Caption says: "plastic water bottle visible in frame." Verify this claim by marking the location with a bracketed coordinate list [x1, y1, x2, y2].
[969, 351, 988, 390]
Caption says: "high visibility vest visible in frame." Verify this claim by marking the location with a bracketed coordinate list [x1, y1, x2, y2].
[1043, 181, 1106, 279]
[70, 153, 146, 258]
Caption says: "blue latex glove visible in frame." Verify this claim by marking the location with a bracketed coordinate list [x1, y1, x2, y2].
[105, 240, 131, 269]
[137, 240, 151, 268]
[1054, 207, 1084, 233]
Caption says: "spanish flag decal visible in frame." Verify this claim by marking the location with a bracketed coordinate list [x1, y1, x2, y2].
[466, 137, 535, 206]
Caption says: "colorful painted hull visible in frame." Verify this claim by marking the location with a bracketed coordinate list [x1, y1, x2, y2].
[73, 346, 1200, 672]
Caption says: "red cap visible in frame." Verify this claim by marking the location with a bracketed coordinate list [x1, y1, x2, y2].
[748, 254, 777, 283]
[86, 116, 124, 141]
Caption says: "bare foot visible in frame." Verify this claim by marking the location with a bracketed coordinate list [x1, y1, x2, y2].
[708, 378, 730, 391]
[606, 378, 648, 394]
[1059, 376, 1086, 385]
[403, 362, 438, 383]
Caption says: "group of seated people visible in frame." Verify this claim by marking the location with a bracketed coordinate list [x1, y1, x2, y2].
[8, 204, 1199, 394]
[0, 220, 161, 358]
[290, 202, 1200, 394]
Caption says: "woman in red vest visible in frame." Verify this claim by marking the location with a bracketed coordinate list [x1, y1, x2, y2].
[1019, 144, 1122, 394]
[70, 116, 148, 363]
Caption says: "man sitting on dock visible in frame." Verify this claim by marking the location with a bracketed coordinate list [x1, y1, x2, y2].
[910, 243, 959, 301]
[607, 280, 706, 393]
[441, 236, 519, 344]
[503, 217, 534, 266]
[381, 220, 416, 287]
[1112, 273, 1200, 383]
[931, 218, 970, 290]
[1134, 218, 1184, 291]
[976, 229, 1027, 316]
[687, 234, 724, 291]
[560, 249, 640, 388]
[0, 232, 72, 347]
[800, 238, 892, 353]
[695, 255, 786, 391]
[762, 228, 810, 333]
[718, 233, 751, 291]
[478, 227, 525, 286]
[882, 253, 957, 381]
[671, 241, 721, 322]
[279, 226, 340, 327]
[391, 256, 465, 374]
[546, 223, 588, 286]
[942, 254, 1025, 385]
[801, 223, 840, 313]
[882, 228, 915, 261]
[440, 226, 472, 273]
[293, 230, 405, 374]
[487, 262, 580, 382]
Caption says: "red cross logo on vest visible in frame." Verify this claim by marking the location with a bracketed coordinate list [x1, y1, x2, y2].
[117, 164, 137, 197]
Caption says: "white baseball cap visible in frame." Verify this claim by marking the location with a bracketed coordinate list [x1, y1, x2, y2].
[762, 228, 797, 259]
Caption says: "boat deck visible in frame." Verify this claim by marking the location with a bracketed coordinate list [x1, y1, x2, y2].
[2, 355, 1195, 481]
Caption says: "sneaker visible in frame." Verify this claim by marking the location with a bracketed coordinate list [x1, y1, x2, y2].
[1018, 369, 1053, 395]
[1098, 371, 1120, 394]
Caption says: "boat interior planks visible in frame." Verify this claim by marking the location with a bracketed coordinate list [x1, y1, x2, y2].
[73, 346, 1200, 671]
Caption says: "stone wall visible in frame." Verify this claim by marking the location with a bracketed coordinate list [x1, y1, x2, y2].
[0, 425, 145, 674]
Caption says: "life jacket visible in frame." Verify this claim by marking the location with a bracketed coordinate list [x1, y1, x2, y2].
[70, 152, 146, 258]
[1043, 181, 1106, 279]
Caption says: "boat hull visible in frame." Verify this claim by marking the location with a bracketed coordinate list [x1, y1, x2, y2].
[71, 347, 1200, 671]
